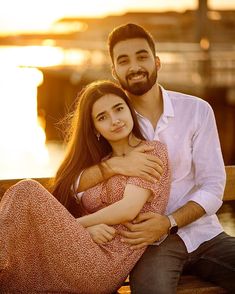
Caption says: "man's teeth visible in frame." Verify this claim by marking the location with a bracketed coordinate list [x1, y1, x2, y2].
[129, 74, 145, 80]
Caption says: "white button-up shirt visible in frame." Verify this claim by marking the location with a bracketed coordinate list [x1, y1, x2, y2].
[137, 86, 226, 253]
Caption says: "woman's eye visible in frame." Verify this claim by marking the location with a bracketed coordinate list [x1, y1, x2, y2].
[98, 115, 106, 121]
[116, 106, 124, 111]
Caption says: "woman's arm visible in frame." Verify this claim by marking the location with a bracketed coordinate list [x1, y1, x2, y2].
[77, 184, 152, 228]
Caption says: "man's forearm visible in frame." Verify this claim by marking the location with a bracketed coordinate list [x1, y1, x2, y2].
[77, 160, 114, 192]
[77, 145, 163, 192]
[171, 201, 206, 229]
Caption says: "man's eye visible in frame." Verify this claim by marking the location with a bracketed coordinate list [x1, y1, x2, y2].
[138, 55, 148, 60]
[118, 59, 128, 65]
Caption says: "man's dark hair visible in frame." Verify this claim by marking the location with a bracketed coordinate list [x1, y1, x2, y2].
[108, 23, 156, 61]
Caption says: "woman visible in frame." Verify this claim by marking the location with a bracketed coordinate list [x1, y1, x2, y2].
[0, 81, 170, 293]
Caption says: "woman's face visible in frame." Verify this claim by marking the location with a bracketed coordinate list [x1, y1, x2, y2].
[92, 94, 134, 143]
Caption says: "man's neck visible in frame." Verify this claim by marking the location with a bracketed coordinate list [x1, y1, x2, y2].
[128, 83, 163, 129]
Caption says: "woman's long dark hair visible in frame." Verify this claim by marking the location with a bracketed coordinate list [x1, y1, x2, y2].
[52, 80, 145, 212]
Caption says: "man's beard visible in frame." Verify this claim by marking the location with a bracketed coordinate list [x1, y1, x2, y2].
[118, 68, 157, 96]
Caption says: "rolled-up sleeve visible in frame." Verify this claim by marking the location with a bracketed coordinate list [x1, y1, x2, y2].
[190, 102, 226, 215]
[190, 189, 223, 215]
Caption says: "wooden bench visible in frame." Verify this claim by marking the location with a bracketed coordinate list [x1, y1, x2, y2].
[0, 166, 235, 294]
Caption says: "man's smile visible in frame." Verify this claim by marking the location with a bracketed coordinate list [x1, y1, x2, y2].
[127, 71, 147, 82]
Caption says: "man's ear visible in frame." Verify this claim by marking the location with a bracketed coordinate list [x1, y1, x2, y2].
[155, 56, 161, 71]
[111, 65, 118, 80]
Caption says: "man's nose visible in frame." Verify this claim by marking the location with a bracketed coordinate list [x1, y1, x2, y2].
[128, 62, 141, 73]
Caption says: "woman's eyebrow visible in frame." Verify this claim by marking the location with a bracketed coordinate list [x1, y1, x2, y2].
[95, 103, 124, 119]
[95, 111, 106, 119]
[112, 102, 124, 109]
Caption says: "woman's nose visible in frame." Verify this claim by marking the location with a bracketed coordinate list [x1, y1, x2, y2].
[112, 119, 121, 126]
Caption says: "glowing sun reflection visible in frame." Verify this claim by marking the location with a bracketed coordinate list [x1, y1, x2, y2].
[0, 45, 89, 179]
[0, 66, 50, 179]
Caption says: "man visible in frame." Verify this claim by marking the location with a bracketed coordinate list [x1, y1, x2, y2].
[75, 23, 235, 293]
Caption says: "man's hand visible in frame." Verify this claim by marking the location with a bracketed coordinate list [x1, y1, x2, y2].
[119, 212, 170, 249]
[108, 145, 163, 182]
[86, 224, 116, 244]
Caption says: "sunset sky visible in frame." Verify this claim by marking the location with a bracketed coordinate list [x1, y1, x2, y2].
[0, 0, 234, 34]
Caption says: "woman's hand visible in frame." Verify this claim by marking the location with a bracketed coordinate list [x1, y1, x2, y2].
[86, 224, 116, 244]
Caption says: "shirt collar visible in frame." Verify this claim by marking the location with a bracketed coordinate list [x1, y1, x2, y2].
[160, 85, 174, 118]
[135, 84, 174, 119]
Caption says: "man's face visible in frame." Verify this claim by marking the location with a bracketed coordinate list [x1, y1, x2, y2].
[112, 38, 159, 96]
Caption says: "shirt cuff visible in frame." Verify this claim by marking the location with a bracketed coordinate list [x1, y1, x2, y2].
[72, 170, 84, 202]
[189, 190, 223, 215]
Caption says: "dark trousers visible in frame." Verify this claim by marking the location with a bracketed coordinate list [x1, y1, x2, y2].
[130, 232, 235, 294]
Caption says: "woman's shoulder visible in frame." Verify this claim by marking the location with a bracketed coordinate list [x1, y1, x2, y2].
[141, 140, 168, 162]
[142, 140, 167, 151]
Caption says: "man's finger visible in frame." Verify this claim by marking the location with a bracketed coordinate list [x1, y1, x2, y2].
[125, 222, 148, 232]
[119, 229, 142, 238]
[123, 222, 143, 232]
[138, 172, 157, 183]
[121, 237, 146, 245]
[133, 212, 156, 224]
[140, 168, 161, 180]
[134, 145, 155, 153]
[130, 243, 148, 250]
[146, 154, 163, 167]
[123, 222, 134, 230]
[123, 221, 150, 232]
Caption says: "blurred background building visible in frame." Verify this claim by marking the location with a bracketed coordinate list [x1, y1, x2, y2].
[0, 0, 235, 179]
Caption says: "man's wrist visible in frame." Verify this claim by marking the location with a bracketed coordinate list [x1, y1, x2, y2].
[167, 214, 178, 235]
[107, 157, 123, 175]
[98, 160, 115, 180]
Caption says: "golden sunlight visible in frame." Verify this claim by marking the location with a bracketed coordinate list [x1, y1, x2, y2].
[0, 45, 89, 179]
[0, 0, 234, 34]
[0, 66, 50, 179]
[0, 46, 90, 68]
[0, 0, 197, 34]
[0, 46, 65, 179]
[0, 46, 64, 67]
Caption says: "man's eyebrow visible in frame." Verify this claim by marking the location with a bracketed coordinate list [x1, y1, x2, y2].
[136, 49, 149, 55]
[117, 50, 149, 61]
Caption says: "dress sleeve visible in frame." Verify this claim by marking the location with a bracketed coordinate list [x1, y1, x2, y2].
[126, 141, 171, 214]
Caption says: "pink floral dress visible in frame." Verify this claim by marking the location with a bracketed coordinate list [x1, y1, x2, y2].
[0, 141, 170, 293]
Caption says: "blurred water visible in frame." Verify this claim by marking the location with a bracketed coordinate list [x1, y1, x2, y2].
[0, 142, 65, 180]
[218, 202, 235, 236]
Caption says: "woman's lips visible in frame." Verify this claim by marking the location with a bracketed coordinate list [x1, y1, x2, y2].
[111, 125, 125, 133]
